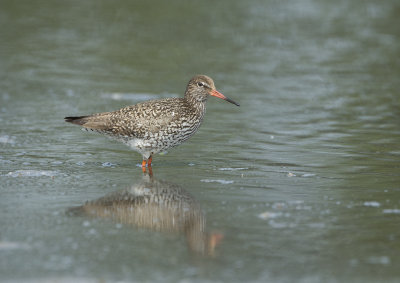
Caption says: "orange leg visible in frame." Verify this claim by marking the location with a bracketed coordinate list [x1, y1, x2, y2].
[147, 156, 153, 175]
[141, 159, 147, 173]
[141, 157, 153, 175]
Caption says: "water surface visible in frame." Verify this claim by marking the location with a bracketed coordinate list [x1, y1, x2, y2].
[1, 0, 400, 282]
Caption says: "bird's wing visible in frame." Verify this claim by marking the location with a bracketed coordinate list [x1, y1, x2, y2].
[76, 98, 187, 138]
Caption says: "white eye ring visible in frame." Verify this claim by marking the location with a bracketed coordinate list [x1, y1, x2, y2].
[197, 82, 205, 87]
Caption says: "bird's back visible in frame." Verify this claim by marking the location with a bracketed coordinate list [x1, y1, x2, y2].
[66, 97, 205, 150]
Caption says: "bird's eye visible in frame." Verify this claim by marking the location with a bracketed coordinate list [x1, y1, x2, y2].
[197, 82, 205, 87]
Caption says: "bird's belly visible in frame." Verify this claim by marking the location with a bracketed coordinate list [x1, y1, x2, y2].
[124, 129, 195, 153]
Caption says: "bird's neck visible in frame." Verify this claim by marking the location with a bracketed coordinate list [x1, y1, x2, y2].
[184, 92, 207, 116]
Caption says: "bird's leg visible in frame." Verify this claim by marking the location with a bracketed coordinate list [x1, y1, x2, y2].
[141, 159, 147, 173]
[147, 156, 153, 176]
[141, 156, 153, 174]
[141, 158, 153, 175]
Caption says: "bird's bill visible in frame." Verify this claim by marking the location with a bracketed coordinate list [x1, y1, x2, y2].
[209, 89, 240, 107]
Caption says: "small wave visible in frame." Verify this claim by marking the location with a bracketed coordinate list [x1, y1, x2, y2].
[363, 201, 380, 207]
[102, 162, 116, 167]
[0, 135, 16, 145]
[0, 241, 30, 250]
[6, 170, 59, 177]
[200, 179, 234, 184]
[218, 167, 248, 171]
[383, 209, 400, 214]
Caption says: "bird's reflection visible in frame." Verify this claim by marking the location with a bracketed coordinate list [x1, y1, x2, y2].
[68, 173, 223, 256]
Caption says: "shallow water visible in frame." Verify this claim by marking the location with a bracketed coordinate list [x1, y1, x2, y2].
[1, 0, 400, 282]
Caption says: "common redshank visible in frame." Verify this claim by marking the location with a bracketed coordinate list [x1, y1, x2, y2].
[65, 75, 239, 170]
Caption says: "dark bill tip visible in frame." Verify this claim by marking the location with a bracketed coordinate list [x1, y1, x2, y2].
[225, 97, 240, 107]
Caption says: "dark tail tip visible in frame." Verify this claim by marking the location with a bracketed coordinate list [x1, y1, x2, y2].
[64, 116, 88, 125]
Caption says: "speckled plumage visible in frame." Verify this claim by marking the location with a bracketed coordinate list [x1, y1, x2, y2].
[65, 75, 239, 167]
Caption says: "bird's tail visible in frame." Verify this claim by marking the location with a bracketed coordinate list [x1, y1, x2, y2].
[64, 114, 111, 131]
[64, 116, 90, 125]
